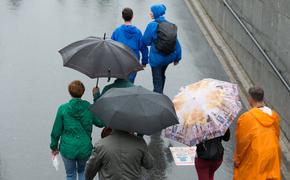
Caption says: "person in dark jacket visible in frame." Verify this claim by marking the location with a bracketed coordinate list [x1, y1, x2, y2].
[50, 80, 104, 180]
[85, 130, 154, 180]
[195, 129, 230, 180]
[142, 4, 182, 94]
[111, 7, 148, 83]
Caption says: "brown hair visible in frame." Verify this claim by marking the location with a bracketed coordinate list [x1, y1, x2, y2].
[68, 80, 85, 98]
[248, 87, 264, 102]
[122, 8, 133, 22]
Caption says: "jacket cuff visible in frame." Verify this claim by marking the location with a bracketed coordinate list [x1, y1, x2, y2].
[50, 143, 58, 150]
[93, 92, 101, 102]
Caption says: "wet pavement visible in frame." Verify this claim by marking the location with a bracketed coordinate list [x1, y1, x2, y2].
[0, 0, 237, 179]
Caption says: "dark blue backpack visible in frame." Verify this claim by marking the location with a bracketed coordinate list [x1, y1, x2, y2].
[155, 21, 177, 55]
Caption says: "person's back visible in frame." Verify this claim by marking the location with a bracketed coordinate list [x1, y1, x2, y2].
[85, 130, 153, 180]
[111, 8, 148, 83]
[112, 25, 143, 59]
[102, 78, 133, 94]
[50, 80, 104, 180]
[234, 87, 281, 180]
[94, 79, 133, 101]
[234, 107, 280, 180]
[141, 4, 182, 94]
[195, 129, 230, 180]
[93, 79, 134, 138]
[51, 98, 102, 159]
[142, 4, 182, 68]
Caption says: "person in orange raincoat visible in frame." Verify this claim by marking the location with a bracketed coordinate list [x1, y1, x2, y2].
[233, 87, 281, 180]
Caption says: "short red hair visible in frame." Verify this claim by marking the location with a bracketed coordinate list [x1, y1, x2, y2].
[68, 80, 85, 98]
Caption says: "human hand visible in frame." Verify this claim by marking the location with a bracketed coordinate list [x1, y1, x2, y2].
[92, 87, 100, 96]
[234, 161, 239, 168]
[150, 12, 154, 19]
[173, 61, 179, 66]
[51, 150, 59, 156]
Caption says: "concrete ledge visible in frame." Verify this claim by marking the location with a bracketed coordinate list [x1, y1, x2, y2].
[184, 0, 252, 107]
[184, 0, 290, 178]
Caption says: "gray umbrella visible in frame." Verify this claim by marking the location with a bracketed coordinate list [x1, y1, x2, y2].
[90, 86, 179, 135]
[59, 36, 143, 79]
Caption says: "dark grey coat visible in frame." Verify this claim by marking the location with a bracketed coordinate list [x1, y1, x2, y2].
[85, 130, 154, 180]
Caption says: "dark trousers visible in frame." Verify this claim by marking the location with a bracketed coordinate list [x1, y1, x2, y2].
[151, 65, 168, 94]
[128, 72, 137, 84]
[195, 158, 223, 180]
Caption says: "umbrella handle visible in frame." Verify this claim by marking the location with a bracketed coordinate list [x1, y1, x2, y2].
[96, 78, 99, 87]
[107, 68, 111, 82]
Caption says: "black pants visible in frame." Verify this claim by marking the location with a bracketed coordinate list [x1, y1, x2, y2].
[151, 65, 168, 94]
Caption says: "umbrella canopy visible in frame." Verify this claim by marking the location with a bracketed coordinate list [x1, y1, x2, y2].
[90, 86, 179, 135]
[59, 36, 143, 79]
[165, 78, 242, 146]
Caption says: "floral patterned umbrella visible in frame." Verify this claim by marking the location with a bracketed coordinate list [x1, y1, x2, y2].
[165, 78, 242, 146]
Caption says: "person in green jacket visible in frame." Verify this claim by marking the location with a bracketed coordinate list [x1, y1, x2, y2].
[50, 80, 104, 180]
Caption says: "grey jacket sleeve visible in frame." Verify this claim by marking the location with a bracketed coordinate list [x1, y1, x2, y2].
[141, 146, 154, 170]
[85, 143, 104, 180]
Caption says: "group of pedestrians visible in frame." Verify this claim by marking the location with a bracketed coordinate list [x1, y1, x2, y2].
[111, 4, 181, 93]
[194, 87, 281, 180]
[50, 3, 180, 180]
[49, 3, 281, 180]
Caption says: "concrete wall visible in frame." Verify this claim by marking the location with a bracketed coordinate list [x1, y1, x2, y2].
[199, 0, 290, 140]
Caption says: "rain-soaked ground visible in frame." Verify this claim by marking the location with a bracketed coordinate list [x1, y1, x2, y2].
[0, 0, 237, 179]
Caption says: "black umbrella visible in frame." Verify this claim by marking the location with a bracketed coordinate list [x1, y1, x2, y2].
[90, 86, 179, 135]
[59, 36, 143, 80]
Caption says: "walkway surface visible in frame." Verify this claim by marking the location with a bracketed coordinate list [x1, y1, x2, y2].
[0, 0, 236, 179]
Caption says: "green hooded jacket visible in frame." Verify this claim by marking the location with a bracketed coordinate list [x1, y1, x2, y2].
[50, 98, 104, 159]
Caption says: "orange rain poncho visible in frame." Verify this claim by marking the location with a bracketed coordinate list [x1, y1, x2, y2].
[233, 107, 281, 180]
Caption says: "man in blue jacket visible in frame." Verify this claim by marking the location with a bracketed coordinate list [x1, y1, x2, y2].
[142, 4, 182, 94]
[111, 8, 148, 83]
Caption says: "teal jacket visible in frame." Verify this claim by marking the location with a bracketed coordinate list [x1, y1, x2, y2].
[50, 98, 104, 159]
[94, 79, 134, 101]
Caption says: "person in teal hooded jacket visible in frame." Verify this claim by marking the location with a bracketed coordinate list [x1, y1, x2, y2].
[93, 78, 135, 138]
[50, 80, 104, 180]
[111, 7, 148, 83]
[142, 4, 182, 94]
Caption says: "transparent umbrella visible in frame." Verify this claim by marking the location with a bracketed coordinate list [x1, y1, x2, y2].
[165, 78, 242, 146]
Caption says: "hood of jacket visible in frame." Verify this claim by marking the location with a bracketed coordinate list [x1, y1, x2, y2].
[250, 107, 276, 127]
[66, 98, 90, 120]
[120, 25, 139, 39]
[151, 4, 166, 19]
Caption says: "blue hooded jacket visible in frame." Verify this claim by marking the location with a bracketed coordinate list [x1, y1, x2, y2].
[142, 4, 182, 67]
[112, 25, 148, 65]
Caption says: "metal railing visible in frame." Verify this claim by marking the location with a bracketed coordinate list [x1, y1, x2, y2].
[223, 0, 290, 93]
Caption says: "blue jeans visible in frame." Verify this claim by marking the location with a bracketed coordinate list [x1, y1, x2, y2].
[151, 65, 168, 94]
[128, 72, 137, 84]
[62, 156, 88, 180]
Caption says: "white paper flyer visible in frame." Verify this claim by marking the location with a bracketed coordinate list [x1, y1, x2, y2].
[169, 147, 196, 166]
